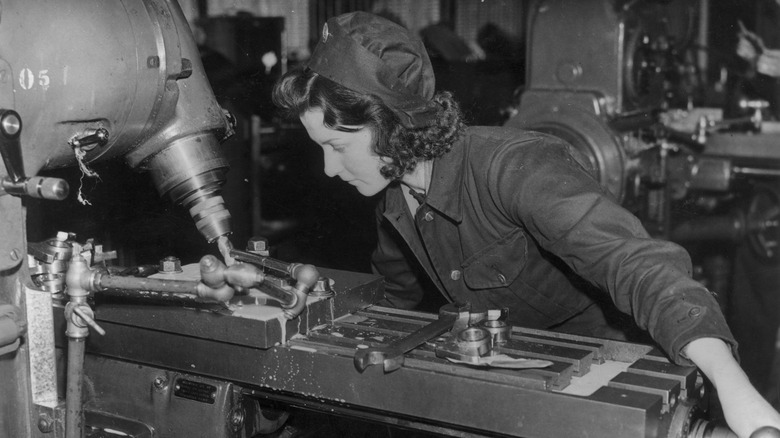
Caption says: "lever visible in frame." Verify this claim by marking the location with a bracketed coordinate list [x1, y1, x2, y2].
[0, 109, 69, 200]
[353, 303, 471, 373]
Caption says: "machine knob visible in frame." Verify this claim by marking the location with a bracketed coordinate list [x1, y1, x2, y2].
[0, 111, 21, 136]
[0, 110, 24, 182]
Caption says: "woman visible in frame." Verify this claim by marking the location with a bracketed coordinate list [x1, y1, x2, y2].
[273, 11, 780, 437]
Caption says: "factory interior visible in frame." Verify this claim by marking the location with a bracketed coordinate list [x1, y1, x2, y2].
[2, 0, 780, 437]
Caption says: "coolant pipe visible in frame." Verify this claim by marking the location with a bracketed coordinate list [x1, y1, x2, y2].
[72, 255, 236, 302]
[65, 254, 105, 438]
[65, 338, 86, 438]
[68, 253, 318, 318]
[230, 249, 320, 319]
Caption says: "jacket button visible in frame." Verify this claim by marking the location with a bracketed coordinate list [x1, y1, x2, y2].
[423, 212, 434, 222]
[450, 270, 462, 280]
[688, 307, 701, 317]
[497, 273, 506, 284]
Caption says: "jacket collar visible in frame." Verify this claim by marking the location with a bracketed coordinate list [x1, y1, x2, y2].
[384, 135, 465, 223]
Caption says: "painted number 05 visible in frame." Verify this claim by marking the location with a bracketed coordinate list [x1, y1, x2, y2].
[19, 68, 50, 91]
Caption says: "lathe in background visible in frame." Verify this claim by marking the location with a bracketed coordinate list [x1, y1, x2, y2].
[505, 0, 780, 408]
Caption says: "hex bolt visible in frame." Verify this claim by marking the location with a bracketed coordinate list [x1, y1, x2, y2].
[229, 407, 245, 431]
[153, 376, 168, 391]
[158, 256, 182, 273]
[246, 236, 270, 256]
[37, 413, 54, 433]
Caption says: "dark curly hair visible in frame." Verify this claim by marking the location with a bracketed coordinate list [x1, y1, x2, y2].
[272, 68, 465, 179]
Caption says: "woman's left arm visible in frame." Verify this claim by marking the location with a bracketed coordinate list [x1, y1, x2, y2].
[684, 337, 780, 438]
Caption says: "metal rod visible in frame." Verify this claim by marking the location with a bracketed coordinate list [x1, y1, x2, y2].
[230, 249, 293, 277]
[253, 283, 295, 307]
[733, 166, 780, 178]
[65, 338, 85, 438]
[96, 273, 201, 294]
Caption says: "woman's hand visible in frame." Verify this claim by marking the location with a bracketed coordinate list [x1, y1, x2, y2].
[684, 337, 780, 438]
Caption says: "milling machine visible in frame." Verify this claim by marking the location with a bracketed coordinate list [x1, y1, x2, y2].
[0, 0, 238, 435]
[0, 1, 772, 438]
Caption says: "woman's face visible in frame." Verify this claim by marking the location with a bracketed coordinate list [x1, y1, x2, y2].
[300, 108, 391, 197]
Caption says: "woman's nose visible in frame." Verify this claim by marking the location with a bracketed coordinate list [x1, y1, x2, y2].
[322, 149, 342, 178]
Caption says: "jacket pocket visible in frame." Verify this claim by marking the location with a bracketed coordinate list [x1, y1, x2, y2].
[462, 229, 527, 289]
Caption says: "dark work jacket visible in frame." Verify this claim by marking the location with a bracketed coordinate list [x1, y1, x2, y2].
[370, 126, 736, 365]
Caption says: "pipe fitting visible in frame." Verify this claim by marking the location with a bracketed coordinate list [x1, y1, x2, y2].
[282, 263, 319, 319]
[195, 283, 234, 302]
[199, 254, 227, 289]
[223, 262, 266, 289]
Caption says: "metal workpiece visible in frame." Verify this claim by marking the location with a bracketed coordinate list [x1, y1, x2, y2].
[434, 326, 492, 363]
[478, 318, 511, 346]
